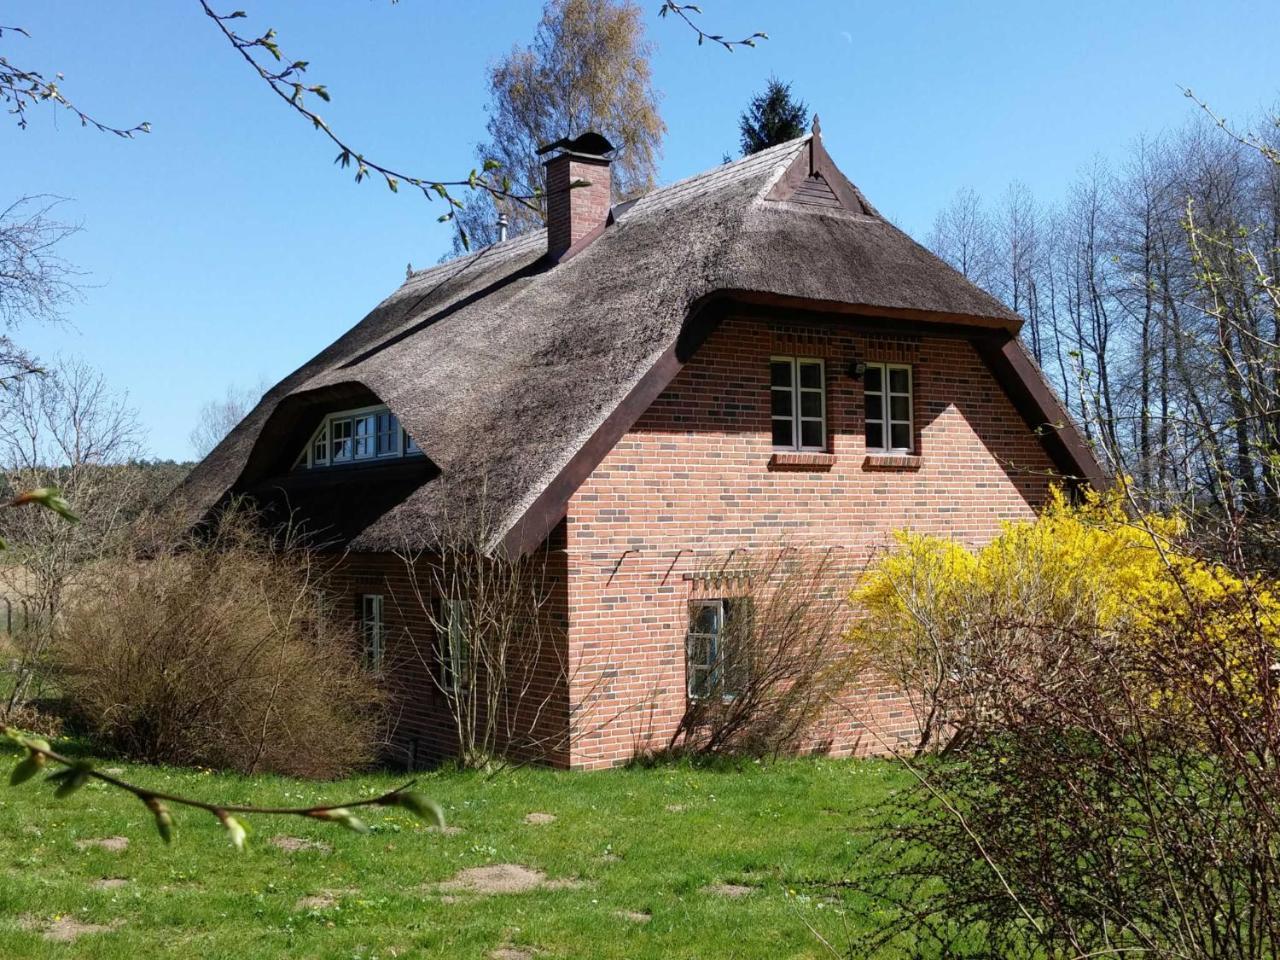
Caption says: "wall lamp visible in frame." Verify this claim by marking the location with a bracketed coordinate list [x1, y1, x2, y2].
[847, 359, 867, 380]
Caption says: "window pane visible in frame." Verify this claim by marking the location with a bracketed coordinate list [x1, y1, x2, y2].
[403, 428, 420, 454]
[771, 390, 793, 417]
[865, 394, 883, 421]
[889, 367, 910, 394]
[772, 419, 793, 447]
[798, 362, 822, 389]
[770, 360, 792, 388]
[312, 424, 328, 464]
[890, 395, 911, 422]
[690, 603, 721, 637]
[689, 666, 710, 700]
[864, 365, 882, 392]
[890, 423, 911, 450]
[866, 422, 884, 450]
[800, 420, 824, 448]
[800, 391, 822, 418]
[330, 419, 352, 460]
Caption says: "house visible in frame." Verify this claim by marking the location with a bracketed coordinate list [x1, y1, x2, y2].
[178, 121, 1102, 769]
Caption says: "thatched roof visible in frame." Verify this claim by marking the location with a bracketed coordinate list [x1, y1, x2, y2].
[178, 131, 1100, 552]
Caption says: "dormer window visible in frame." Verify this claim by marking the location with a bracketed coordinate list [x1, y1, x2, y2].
[296, 404, 422, 470]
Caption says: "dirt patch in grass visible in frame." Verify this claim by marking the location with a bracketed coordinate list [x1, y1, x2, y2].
[294, 888, 358, 911]
[74, 836, 129, 853]
[523, 812, 556, 825]
[664, 804, 686, 813]
[21, 915, 123, 942]
[89, 877, 129, 891]
[491, 948, 535, 960]
[616, 909, 651, 923]
[435, 864, 578, 896]
[429, 824, 463, 836]
[269, 835, 332, 854]
[703, 882, 755, 898]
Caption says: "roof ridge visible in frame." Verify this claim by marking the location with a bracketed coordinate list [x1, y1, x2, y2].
[637, 134, 810, 203]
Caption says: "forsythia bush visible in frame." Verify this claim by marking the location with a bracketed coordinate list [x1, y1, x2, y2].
[850, 484, 1280, 748]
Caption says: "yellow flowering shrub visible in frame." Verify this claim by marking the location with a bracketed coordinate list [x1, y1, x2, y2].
[851, 484, 1280, 746]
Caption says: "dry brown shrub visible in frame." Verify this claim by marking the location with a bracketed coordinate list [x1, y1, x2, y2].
[52, 506, 384, 778]
[665, 547, 863, 759]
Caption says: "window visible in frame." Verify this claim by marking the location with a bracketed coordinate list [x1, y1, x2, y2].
[297, 404, 424, 469]
[864, 363, 913, 453]
[329, 417, 354, 462]
[770, 357, 826, 451]
[686, 599, 752, 700]
[360, 594, 385, 670]
[438, 598, 471, 690]
[311, 422, 329, 466]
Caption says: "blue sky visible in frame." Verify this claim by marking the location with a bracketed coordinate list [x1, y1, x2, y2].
[4, 1, 1278, 460]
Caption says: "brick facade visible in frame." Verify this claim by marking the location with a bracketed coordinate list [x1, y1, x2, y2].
[560, 314, 1055, 768]
[328, 313, 1057, 770]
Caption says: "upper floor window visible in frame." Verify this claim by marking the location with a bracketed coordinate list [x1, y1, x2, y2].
[770, 357, 826, 451]
[864, 363, 913, 453]
[296, 404, 422, 470]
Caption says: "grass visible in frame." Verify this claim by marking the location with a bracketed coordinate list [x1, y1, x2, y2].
[0, 742, 910, 959]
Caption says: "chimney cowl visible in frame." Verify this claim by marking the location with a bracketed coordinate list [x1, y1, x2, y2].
[540, 131, 615, 259]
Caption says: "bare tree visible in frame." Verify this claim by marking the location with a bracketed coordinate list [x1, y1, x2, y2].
[392, 495, 570, 769]
[190, 380, 265, 459]
[0, 196, 82, 386]
[0, 357, 145, 712]
[926, 186, 998, 294]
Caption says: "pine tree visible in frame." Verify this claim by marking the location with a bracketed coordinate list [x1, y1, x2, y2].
[737, 77, 809, 156]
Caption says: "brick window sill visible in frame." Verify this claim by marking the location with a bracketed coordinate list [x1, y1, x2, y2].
[769, 451, 836, 472]
[862, 454, 922, 471]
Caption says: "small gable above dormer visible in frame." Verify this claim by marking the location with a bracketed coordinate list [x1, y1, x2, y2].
[766, 116, 878, 217]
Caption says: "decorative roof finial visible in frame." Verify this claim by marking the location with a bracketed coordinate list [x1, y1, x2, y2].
[812, 114, 821, 136]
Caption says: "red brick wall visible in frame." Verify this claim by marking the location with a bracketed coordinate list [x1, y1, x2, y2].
[561, 315, 1057, 768]
[327, 549, 572, 769]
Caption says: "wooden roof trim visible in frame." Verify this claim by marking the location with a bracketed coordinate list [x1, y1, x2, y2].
[974, 334, 1108, 487]
[766, 127, 878, 217]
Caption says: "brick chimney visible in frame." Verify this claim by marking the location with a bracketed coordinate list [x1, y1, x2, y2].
[538, 132, 615, 259]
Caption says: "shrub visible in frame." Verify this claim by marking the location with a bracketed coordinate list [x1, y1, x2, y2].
[844, 486, 1280, 959]
[53, 508, 384, 779]
[664, 547, 862, 759]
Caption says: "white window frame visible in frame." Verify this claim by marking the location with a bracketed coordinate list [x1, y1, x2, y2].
[770, 356, 827, 452]
[686, 599, 750, 701]
[864, 363, 914, 454]
[360, 593, 385, 670]
[296, 404, 423, 469]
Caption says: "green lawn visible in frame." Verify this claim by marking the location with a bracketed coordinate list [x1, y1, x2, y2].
[0, 744, 909, 959]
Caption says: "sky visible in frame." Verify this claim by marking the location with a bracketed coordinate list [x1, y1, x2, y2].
[3, 1, 1278, 460]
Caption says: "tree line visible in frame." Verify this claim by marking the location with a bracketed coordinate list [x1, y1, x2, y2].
[925, 104, 1280, 532]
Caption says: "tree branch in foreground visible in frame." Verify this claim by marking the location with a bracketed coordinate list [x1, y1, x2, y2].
[656, 2, 767, 51]
[0, 25, 150, 137]
[197, 2, 541, 250]
[3, 726, 444, 850]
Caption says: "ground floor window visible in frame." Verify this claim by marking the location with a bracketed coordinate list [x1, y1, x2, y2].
[438, 598, 471, 690]
[359, 594, 385, 670]
[686, 598, 752, 700]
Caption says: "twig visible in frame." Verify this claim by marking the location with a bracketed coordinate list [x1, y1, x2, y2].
[656, 2, 768, 51]
[0, 26, 149, 137]
[3, 725, 444, 848]
[197, 2, 539, 250]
